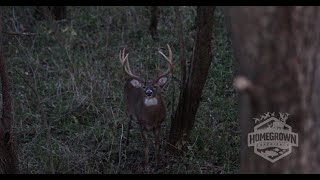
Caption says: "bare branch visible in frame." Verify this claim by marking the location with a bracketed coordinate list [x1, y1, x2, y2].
[2, 31, 37, 36]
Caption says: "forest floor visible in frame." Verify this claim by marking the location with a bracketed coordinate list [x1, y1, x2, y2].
[1, 6, 239, 174]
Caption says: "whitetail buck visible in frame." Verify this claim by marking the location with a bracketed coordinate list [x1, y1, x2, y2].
[119, 44, 173, 166]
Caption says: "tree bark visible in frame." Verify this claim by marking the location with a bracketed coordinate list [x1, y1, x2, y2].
[0, 8, 19, 174]
[174, 6, 186, 89]
[34, 6, 67, 20]
[149, 6, 159, 41]
[168, 6, 215, 151]
[226, 6, 320, 173]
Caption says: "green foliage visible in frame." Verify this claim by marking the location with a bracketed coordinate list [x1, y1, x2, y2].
[1, 6, 239, 174]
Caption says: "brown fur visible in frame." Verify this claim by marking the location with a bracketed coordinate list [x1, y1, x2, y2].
[124, 77, 166, 166]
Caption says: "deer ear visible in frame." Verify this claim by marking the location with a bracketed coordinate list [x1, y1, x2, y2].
[130, 79, 142, 88]
[156, 77, 168, 87]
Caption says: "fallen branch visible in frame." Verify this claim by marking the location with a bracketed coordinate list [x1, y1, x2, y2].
[2, 31, 36, 36]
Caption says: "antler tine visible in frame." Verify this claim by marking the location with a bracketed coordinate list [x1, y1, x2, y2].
[158, 44, 172, 63]
[122, 50, 134, 76]
[119, 48, 129, 72]
[124, 55, 134, 75]
[154, 44, 173, 82]
[119, 48, 144, 82]
[119, 48, 128, 67]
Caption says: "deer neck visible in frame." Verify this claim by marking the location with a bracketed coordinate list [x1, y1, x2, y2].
[143, 96, 160, 107]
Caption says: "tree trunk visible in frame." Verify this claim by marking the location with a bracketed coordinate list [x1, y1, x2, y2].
[0, 9, 19, 174]
[226, 6, 320, 173]
[168, 6, 215, 151]
[174, 6, 186, 89]
[34, 6, 67, 20]
[149, 6, 159, 41]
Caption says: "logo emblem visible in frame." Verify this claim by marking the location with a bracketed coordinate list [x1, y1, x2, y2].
[248, 112, 298, 163]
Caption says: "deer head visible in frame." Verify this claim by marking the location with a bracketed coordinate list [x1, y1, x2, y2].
[119, 44, 172, 100]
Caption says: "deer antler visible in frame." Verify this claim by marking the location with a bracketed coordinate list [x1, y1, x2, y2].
[119, 48, 145, 82]
[153, 44, 173, 83]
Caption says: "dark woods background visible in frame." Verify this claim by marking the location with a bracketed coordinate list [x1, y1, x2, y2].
[1, 6, 319, 174]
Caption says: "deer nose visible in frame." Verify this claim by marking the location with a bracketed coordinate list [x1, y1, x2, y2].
[146, 89, 153, 97]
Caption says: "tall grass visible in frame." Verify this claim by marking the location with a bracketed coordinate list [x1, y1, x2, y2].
[1, 6, 239, 174]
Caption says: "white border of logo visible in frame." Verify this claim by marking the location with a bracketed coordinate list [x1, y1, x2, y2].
[248, 113, 298, 163]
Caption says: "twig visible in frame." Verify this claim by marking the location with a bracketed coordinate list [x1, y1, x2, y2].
[42, 109, 55, 174]
[116, 123, 124, 173]
[11, 68, 39, 98]
[2, 31, 37, 36]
